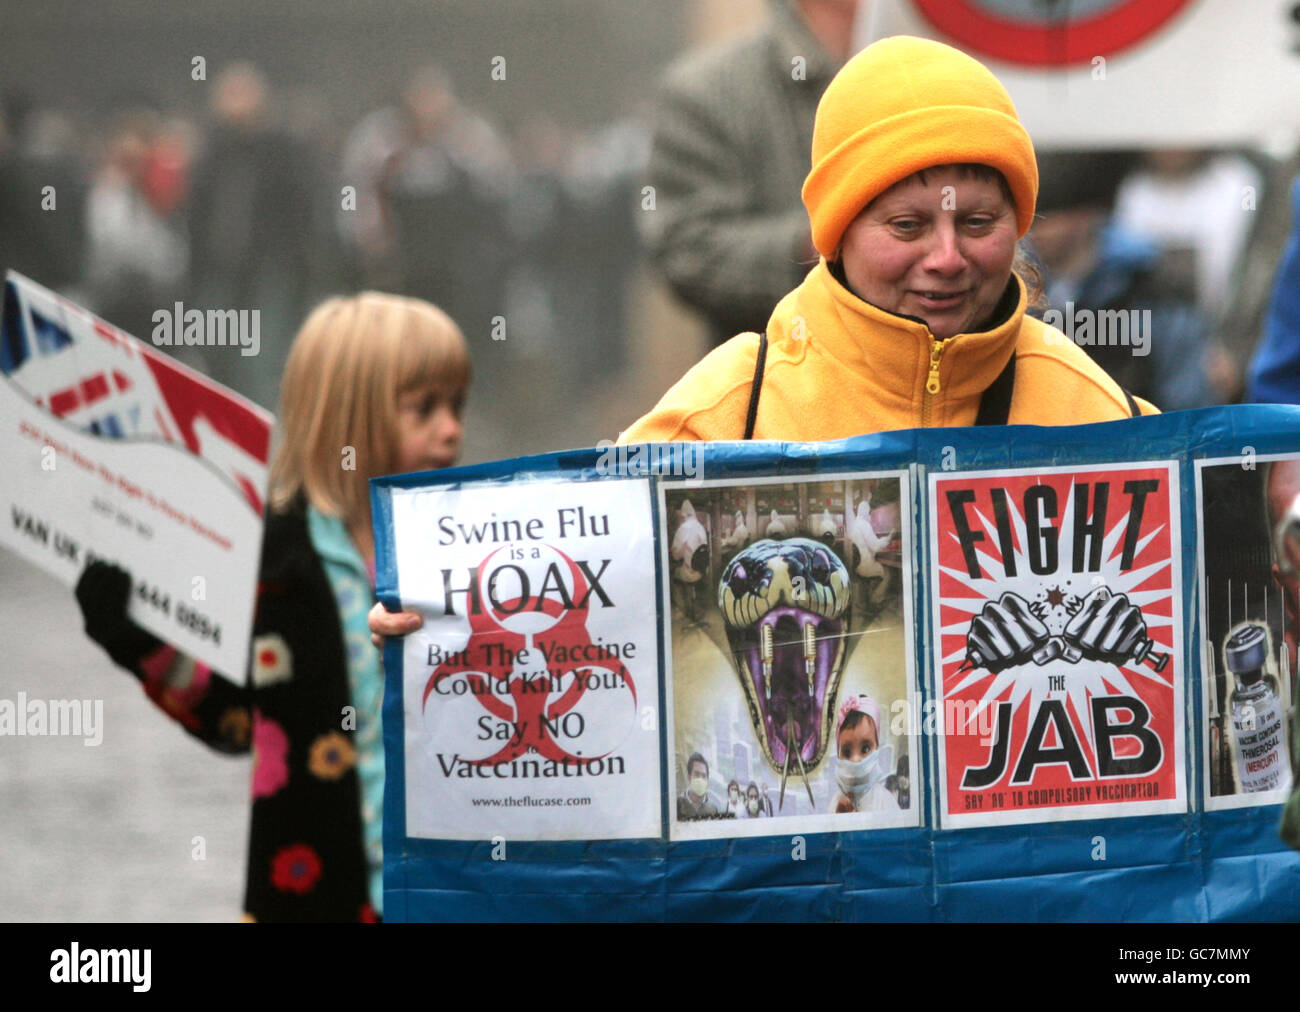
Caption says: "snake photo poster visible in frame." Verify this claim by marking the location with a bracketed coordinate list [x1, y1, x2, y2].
[660, 472, 919, 841]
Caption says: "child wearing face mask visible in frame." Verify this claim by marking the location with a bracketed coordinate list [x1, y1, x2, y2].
[74, 292, 470, 921]
[725, 779, 745, 818]
[830, 694, 899, 814]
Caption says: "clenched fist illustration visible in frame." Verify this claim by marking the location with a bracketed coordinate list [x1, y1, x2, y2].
[965, 592, 1049, 672]
[1063, 586, 1147, 664]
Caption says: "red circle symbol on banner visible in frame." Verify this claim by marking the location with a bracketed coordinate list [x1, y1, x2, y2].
[912, 0, 1195, 67]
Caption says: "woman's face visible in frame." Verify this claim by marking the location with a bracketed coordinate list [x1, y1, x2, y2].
[838, 165, 1018, 340]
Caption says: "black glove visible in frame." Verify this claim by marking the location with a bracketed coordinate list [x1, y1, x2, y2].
[75, 561, 164, 673]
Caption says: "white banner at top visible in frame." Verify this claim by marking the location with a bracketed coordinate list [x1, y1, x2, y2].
[857, 0, 1300, 151]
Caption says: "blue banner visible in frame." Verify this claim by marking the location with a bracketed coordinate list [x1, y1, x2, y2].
[373, 405, 1300, 921]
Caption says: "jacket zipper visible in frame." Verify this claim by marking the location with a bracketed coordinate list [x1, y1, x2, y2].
[922, 335, 944, 426]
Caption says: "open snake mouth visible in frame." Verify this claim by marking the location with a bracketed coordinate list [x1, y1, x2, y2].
[719, 539, 850, 776]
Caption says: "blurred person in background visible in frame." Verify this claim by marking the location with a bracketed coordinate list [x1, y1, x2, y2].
[641, 0, 860, 347]
[83, 109, 189, 346]
[556, 118, 650, 382]
[1028, 150, 1219, 410]
[340, 65, 513, 356]
[188, 62, 315, 408]
[0, 95, 27, 279]
[1112, 148, 1262, 399]
[281, 85, 351, 312]
[1247, 176, 1300, 404]
[508, 115, 649, 384]
[504, 117, 572, 374]
[0, 93, 87, 295]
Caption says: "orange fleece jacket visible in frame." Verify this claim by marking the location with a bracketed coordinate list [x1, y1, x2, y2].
[621, 261, 1156, 443]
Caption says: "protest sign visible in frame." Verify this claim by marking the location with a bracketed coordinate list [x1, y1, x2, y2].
[382, 476, 661, 842]
[0, 272, 271, 674]
[930, 462, 1184, 828]
[373, 406, 1300, 922]
[1197, 453, 1298, 811]
[661, 472, 918, 840]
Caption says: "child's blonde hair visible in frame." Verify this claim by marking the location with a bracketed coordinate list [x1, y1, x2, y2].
[269, 292, 470, 524]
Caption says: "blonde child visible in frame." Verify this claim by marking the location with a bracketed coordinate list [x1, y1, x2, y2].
[830, 694, 898, 814]
[75, 292, 470, 922]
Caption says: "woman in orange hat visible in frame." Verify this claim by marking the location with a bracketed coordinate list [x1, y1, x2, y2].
[619, 35, 1155, 444]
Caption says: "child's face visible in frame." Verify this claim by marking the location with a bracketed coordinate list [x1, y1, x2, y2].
[837, 715, 878, 763]
[395, 383, 464, 473]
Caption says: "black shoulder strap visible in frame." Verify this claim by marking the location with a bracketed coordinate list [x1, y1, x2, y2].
[743, 332, 768, 440]
[974, 353, 1016, 427]
[1122, 388, 1140, 417]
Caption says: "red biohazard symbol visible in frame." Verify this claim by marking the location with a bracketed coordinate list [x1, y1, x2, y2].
[423, 546, 635, 766]
[913, 0, 1195, 67]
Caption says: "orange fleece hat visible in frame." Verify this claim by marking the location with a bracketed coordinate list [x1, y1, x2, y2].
[802, 35, 1038, 256]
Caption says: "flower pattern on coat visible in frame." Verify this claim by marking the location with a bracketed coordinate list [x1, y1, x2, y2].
[252, 712, 289, 799]
[270, 843, 322, 894]
[119, 501, 373, 920]
[251, 633, 293, 688]
[308, 731, 357, 780]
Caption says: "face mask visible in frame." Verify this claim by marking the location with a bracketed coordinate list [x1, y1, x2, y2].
[747, 799, 760, 815]
[690, 776, 708, 798]
[836, 745, 893, 801]
[729, 791, 740, 804]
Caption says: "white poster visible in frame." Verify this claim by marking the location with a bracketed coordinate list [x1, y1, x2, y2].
[0, 272, 271, 675]
[392, 477, 662, 841]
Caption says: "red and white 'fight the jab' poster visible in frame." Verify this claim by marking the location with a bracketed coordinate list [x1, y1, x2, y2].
[929, 462, 1185, 829]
